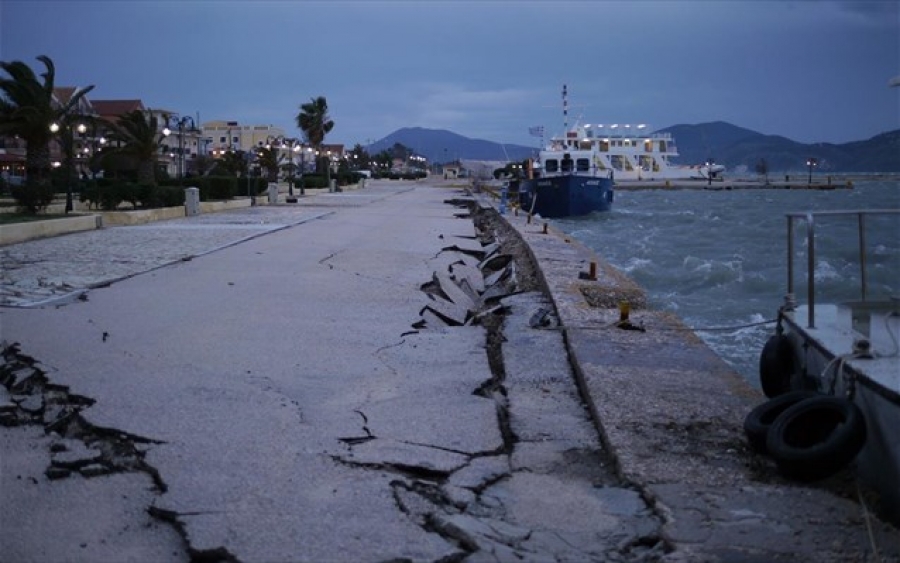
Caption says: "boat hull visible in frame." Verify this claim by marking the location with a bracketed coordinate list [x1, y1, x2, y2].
[518, 175, 614, 218]
[781, 304, 900, 520]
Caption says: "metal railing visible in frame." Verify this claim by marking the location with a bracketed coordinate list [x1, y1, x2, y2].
[786, 209, 900, 328]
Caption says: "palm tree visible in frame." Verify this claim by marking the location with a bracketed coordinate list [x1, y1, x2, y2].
[296, 96, 334, 182]
[0, 55, 94, 190]
[105, 109, 165, 186]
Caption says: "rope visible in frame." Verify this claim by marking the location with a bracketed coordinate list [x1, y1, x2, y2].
[856, 480, 883, 563]
[875, 312, 899, 358]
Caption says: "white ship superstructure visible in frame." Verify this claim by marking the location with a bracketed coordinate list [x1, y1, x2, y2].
[539, 123, 724, 181]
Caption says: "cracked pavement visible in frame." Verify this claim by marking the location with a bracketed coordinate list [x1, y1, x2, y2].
[1, 182, 661, 562]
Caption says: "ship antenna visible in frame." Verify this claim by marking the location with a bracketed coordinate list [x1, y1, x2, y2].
[562, 84, 568, 131]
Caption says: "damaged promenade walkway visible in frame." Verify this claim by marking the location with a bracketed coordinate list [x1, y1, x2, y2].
[2, 179, 898, 562]
[2, 181, 662, 562]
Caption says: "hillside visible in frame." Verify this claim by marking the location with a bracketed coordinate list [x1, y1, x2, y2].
[659, 123, 900, 172]
[366, 127, 535, 162]
[366, 124, 900, 173]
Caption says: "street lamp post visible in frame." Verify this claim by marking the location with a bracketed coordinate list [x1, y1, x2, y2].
[263, 135, 304, 198]
[301, 147, 312, 195]
[806, 157, 818, 185]
[87, 128, 106, 181]
[163, 115, 196, 179]
[244, 149, 256, 206]
[50, 120, 87, 213]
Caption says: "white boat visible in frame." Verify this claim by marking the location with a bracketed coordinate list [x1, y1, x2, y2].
[534, 122, 725, 182]
[753, 209, 900, 520]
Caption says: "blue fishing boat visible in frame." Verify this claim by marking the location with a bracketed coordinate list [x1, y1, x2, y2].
[517, 175, 614, 218]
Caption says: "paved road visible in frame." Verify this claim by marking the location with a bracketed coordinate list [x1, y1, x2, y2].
[1, 181, 662, 562]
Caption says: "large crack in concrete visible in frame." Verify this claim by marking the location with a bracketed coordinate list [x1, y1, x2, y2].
[1, 342, 166, 487]
[0, 341, 230, 562]
[317, 195, 668, 561]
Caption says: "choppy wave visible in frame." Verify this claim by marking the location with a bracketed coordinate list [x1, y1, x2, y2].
[555, 180, 900, 387]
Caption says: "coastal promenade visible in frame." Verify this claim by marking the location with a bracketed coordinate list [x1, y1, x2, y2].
[1, 179, 898, 562]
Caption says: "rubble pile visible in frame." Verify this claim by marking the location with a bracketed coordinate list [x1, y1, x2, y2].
[413, 200, 521, 330]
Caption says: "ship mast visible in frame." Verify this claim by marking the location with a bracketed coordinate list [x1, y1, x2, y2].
[562, 84, 568, 132]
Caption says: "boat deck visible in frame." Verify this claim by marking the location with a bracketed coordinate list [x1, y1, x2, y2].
[788, 303, 900, 400]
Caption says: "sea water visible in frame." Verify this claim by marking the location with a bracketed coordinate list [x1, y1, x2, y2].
[554, 180, 900, 388]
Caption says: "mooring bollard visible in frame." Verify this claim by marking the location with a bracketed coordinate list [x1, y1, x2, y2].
[542, 222, 548, 234]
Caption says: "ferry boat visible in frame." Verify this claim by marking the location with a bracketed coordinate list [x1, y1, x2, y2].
[535, 123, 725, 182]
[750, 209, 900, 519]
[517, 85, 722, 217]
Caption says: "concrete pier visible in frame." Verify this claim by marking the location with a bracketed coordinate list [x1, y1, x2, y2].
[1, 179, 897, 562]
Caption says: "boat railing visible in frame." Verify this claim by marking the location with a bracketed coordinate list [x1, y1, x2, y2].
[786, 209, 900, 328]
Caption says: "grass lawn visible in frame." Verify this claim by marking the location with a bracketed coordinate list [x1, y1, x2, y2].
[0, 213, 73, 225]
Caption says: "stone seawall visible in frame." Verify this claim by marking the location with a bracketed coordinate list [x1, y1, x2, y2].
[487, 201, 900, 561]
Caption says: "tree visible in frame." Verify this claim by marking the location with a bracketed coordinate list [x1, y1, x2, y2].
[255, 146, 281, 183]
[296, 96, 334, 180]
[215, 150, 248, 177]
[0, 55, 94, 206]
[105, 109, 166, 186]
[348, 143, 370, 169]
[192, 154, 214, 177]
[390, 142, 412, 160]
[373, 150, 393, 173]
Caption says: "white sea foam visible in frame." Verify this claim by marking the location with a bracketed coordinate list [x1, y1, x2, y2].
[554, 180, 900, 387]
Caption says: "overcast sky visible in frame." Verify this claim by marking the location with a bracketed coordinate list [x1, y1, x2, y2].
[2, 0, 898, 148]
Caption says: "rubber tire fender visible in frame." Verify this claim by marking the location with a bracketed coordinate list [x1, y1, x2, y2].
[743, 391, 820, 454]
[759, 334, 797, 398]
[766, 396, 867, 482]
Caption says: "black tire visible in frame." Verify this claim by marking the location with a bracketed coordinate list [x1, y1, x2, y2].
[743, 391, 820, 454]
[759, 334, 797, 398]
[766, 396, 867, 481]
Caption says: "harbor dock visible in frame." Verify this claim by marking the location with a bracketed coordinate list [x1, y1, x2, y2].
[1, 179, 898, 562]
[614, 178, 853, 190]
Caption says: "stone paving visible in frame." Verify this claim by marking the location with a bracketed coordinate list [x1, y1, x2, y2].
[0, 205, 333, 307]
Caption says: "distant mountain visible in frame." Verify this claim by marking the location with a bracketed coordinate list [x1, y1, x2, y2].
[658, 122, 900, 173]
[367, 124, 900, 173]
[367, 127, 535, 162]
[656, 122, 762, 164]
